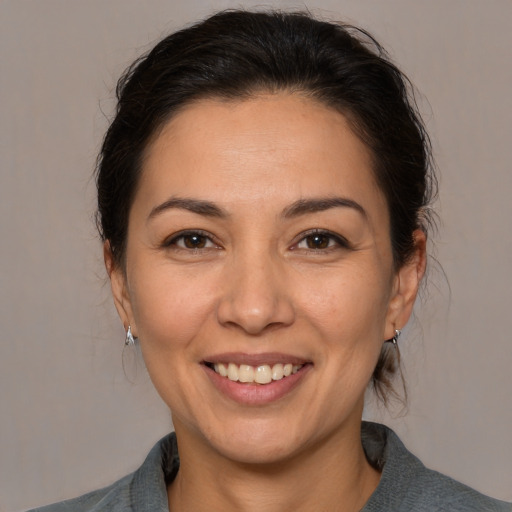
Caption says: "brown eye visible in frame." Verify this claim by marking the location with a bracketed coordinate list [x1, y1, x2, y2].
[295, 230, 348, 251]
[182, 234, 208, 249]
[165, 231, 217, 250]
[305, 234, 331, 249]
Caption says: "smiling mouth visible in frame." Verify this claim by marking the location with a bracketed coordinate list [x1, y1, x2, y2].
[205, 362, 305, 385]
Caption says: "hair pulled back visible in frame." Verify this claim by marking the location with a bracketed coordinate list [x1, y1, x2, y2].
[96, 9, 436, 402]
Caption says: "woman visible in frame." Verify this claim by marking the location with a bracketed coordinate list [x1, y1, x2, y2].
[31, 9, 510, 512]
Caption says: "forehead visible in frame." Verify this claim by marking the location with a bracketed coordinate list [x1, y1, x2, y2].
[137, 93, 386, 220]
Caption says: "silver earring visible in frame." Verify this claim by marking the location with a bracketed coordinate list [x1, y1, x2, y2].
[386, 329, 401, 345]
[125, 325, 136, 346]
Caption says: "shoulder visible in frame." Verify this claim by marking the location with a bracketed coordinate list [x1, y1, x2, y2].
[400, 468, 511, 512]
[27, 473, 134, 512]
[28, 433, 178, 512]
[361, 422, 511, 512]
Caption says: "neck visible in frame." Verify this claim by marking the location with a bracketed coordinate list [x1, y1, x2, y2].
[167, 420, 380, 512]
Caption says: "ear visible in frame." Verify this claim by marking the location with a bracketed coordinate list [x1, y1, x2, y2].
[384, 230, 427, 340]
[103, 241, 137, 336]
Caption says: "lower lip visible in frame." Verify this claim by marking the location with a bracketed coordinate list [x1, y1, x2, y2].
[203, 364, 312, 405]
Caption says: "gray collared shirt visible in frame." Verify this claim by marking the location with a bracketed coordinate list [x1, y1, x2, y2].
[29, 422, 511, 511]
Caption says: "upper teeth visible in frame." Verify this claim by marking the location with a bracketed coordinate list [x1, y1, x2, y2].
[213, 363, 303, 384]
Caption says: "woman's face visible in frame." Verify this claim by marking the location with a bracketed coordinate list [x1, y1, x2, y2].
[109, 93, 423, 464]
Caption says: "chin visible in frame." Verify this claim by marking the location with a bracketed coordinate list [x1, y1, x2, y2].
[214, 436, 301, 466]
[198, 416, 315, 466]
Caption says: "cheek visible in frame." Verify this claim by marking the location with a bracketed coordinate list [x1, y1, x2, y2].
[294, 265, 392, 342]
[125, 264, 221, 415]
[128, 263, 218, 352]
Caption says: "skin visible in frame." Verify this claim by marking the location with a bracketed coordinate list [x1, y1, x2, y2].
[106, 93, 426, 511]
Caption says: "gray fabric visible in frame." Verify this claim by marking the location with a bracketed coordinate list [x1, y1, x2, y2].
[360, 423, 511, 511]
[29, 422, 511, 511]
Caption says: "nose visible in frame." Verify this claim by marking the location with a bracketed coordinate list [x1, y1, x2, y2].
[216, 249, 295, 336]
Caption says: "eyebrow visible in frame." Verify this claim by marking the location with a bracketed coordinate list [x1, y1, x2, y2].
[148, 197, 229, 221]
[281, 197, 367, 219]
[147, 196, 367, 222]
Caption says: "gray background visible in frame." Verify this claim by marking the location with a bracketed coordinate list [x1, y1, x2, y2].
[1, 1, 511, 510]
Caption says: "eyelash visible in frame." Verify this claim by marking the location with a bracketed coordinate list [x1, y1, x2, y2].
[292, 229, 350, 252]
[163, 229, 349, 253]
[163, 230, 220, 251]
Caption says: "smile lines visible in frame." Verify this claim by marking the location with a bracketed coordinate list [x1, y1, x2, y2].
[210, 362, 303, 385]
